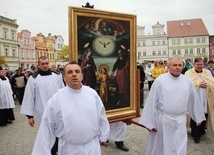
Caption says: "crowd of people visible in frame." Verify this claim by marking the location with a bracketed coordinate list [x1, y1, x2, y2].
[0, 56, 214, 155]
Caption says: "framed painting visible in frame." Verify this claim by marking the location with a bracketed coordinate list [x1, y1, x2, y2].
[68, 6, 139, 122]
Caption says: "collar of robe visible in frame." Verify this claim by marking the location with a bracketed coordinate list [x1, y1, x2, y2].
[37, 68, 52, 76]
[195, 70, 203, 73]
[0, 76, 6, 80]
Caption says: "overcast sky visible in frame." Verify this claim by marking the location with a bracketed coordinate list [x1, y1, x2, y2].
[1, 0, 213, 45]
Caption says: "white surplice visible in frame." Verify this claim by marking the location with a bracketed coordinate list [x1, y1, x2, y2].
[32, 85, 110, 155]
[0, 77, 15, 109]
[139, 73, 206, 155]
[20, 73, 65, 124]
[108, 122, 126, 141]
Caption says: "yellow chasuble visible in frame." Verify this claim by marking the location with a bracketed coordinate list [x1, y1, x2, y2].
[185, 68, 214, 134]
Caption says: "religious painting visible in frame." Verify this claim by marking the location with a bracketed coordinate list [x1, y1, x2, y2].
[68, 7, 139, 122]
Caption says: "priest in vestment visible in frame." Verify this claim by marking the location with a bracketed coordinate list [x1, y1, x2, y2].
[31, 61, 110, 155]
[139, 57, 206, 155]
[0, 67, 15, 126]
[185, 57, 214, 143]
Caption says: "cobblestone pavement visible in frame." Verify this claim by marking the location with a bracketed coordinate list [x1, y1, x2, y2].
[0, 85, 214, 155]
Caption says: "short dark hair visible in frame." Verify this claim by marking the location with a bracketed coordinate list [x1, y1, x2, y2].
[194, 57, 204, 63]
[38, 56, 49, 64]
[64, 61, 81, 72]
[207, 60, 214, 64]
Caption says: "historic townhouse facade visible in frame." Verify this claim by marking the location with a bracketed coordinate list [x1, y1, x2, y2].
[209, 36, 214, 60]
[137, 22, 168, 63]
[0, 15, 19, 70]
[54, 35, 66, 67]
[167, 18, 209, 62]
[32, 33, 47, 63]
[17, 30, 36, 69]
[45, 33, 55, 66]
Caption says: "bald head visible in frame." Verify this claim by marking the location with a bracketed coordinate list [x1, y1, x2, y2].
[167, 57, 183, 77]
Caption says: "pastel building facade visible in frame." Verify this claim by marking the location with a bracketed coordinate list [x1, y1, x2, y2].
[137, 22, 168, 63]
[17, 29, 36, 69]
[167, 18, 209, 62]
[0, 15, 19, 70]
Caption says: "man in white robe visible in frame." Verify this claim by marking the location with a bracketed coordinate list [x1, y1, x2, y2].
[108, 122, 129, 151]
[20, 56, 65, 126]
[0, 67, 15, 126]
[139, 57, 206, 155]
[20, 56, 64, 154]
[32, 61, 110, 155]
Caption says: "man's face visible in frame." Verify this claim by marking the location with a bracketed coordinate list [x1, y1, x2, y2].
[38, 59, 50, 71]
[168, 59, 183, 77]
[208, 63, 214, 69]
[64, 64, 83, 90]
[194, 60, 204, 72]
[0, 70, 5, 76]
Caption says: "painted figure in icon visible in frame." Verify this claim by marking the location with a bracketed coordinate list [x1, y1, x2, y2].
[97, 66, 110, 104]
[111, 49, 129, 105]
[80, 48, 98, 89]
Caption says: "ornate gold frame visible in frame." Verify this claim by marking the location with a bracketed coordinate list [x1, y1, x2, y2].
[68, 7, 139, 122]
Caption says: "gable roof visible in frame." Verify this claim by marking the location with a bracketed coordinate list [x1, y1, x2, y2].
[167, 18, 209, 37]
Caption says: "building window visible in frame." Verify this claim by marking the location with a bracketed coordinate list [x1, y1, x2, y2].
[157, 41, 160, 45]
[178, 49, 181, 54]
[163, 41, 165, 45]
[137, 42, 141, 47]
[12, 32, 15, 40]
[173, 50, 176, 55]
[197, 48, 200, 54]
[4, 31, 7, 39]
[21, 51, 24, 58]
[152, 41, 155, 46]
[189, 38, 193, 44]
[158, 51, 161, 55]
[197, 38, 200, 43]
[163, 50, 166, 55]
[12, 49, 15, 57]
[58, 44, 60, 48]
[202, 48, 205, 54]
[142, 42, 146, 46]
[138, 52, 141, 57]
[185, 49, 188, 54]
[143, 51, 146, 56]
[152, 51, 156, 55]
[184, 39, 188, 44]
[5, 48, 8, 56]
[177, 39, 180, 44]
[190, 49, 193, 54]
[172, 39, 175, 45]
[202, 38, 205, 43]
